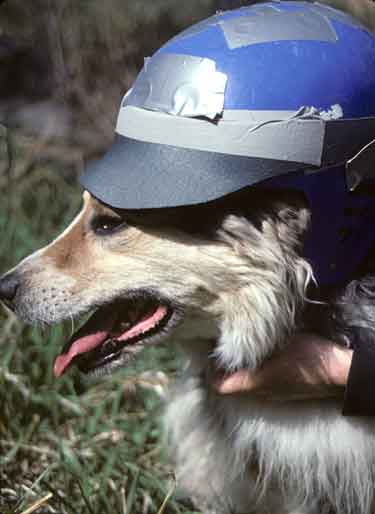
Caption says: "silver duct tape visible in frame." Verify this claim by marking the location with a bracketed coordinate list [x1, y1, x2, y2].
[249, 4, 282, 15]
[346, 138, 375, 191]
[219, 9, 337, 49]
[311, 2, 366, 30]
[172, 3, 364, 49]
[173, 16, 219, 42]
[116, 106, 326, 165]
[220, 105, 343, 122]
[173, 5, 280, 41]
[124, 54, 227, 120]
[175, 5, 282, 43]
[220, 109, 303, 122]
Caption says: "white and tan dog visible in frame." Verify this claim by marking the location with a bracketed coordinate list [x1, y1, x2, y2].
[1, 186, 375, 514]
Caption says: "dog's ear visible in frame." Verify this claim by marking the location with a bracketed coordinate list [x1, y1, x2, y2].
[217, 187, 311, 243]
[271, 202, 311, 252]
[217, 190, 311, 255]
[214, 203, 313, 370]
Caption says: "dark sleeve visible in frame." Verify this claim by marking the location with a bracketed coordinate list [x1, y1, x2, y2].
[343, 336, 375, 416]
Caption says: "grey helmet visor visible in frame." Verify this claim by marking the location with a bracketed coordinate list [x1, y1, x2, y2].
[80, 107, 375, 209]
[79, 134, 309, 209]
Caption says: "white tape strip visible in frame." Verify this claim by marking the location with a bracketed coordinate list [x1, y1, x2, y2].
[116, 106, 326, 165]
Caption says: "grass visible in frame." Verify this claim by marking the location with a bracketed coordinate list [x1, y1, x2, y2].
[0, 2, 215, 509]
[0, 130, 201, 514]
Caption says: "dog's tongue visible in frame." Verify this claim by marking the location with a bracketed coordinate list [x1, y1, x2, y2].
[54, 308, 117, 378]
[54, 304, 169, 377]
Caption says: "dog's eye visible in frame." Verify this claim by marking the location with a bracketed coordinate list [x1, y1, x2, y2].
[91, 216, 127, 236]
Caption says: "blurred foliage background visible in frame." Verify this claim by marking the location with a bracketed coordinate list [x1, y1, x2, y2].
[0, 1, 374, 513]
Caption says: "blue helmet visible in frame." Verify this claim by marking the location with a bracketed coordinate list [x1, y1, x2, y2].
[81, 1, 375, 286]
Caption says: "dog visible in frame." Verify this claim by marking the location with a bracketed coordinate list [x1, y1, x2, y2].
[1, 185, 375, 514]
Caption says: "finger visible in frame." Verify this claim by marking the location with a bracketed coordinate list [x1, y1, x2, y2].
[214, 369, 258, 394]
[213, 338, 352, 395]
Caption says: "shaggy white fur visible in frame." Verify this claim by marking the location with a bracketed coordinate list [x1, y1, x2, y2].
[165, 211, 375, 514]
[214, 209, 313, 371]
[166, 363, 375, 514]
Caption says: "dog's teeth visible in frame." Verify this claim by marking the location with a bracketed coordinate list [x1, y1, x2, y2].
[120, 321, 131, 331]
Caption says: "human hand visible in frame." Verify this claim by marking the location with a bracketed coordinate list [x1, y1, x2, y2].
[213, 334, 353, 400]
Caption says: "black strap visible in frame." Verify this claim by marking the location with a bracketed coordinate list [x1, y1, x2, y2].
[343, 337, 375, 416]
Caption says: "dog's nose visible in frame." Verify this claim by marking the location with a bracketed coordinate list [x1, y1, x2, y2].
[0, 272, 19, 305]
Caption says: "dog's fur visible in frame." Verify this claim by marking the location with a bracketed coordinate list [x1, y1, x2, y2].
[4, 187, 375, 514]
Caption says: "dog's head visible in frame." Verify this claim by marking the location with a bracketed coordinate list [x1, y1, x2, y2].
[0, 189, 312, 377]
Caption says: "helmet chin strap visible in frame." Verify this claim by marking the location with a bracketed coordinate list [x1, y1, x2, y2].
[346, 138, 375, 191]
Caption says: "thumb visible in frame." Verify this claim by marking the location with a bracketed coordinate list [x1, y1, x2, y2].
[214, 368, 266, 394]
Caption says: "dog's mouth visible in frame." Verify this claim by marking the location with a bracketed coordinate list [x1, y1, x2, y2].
[54, 292, 176, 377]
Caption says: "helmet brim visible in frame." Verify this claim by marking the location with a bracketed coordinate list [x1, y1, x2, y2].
[79, 134, 306, 209]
